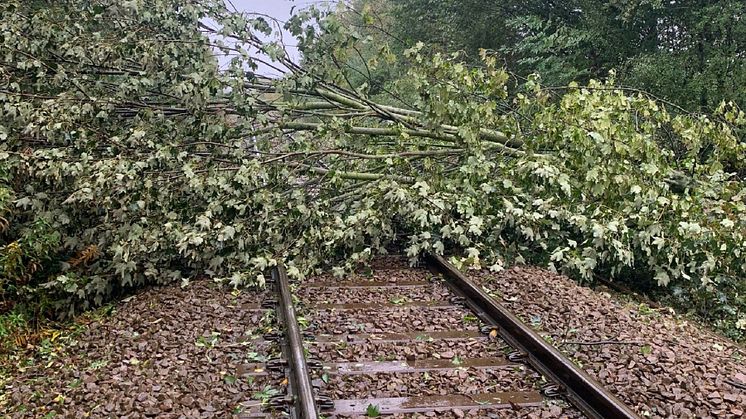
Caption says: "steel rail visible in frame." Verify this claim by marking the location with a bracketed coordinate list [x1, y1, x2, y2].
[427, 254, 640, 419]
[272, 265, 319, 419]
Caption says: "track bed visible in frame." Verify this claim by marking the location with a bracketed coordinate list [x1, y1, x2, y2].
[292, 257, 583, 418]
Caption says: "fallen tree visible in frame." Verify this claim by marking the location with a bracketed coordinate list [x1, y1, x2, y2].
[0, 0, 744, 339]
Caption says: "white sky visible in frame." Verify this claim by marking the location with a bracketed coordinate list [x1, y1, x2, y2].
[224, 0, 334, 76]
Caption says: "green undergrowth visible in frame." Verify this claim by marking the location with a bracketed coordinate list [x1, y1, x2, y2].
[0, 302, 116, 372]
[0, 303, 117, 415]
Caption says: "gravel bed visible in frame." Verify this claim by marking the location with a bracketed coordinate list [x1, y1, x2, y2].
[296, 283, 451, 305]
[309, 306, 481, 335]
[317, 369, 583, 418]
[1, 280, 286, 418]
[302, 261, 583, 418]
[473, 266, 746, 418]
[305, 264, 433, 284]
[318, 368, 542, 399]
[308, 339, 508, 362]
[382, 407, 584, 419]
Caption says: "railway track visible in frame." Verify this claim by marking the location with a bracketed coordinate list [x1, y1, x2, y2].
[247, 256, 639, 418]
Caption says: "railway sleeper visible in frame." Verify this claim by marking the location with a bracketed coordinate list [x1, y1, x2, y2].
[323, 391, 545, 415]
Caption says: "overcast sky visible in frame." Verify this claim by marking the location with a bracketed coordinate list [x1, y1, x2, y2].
[224, 0, 333, 76]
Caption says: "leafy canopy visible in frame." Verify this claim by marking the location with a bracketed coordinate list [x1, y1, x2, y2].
[384, 0, 746, 112]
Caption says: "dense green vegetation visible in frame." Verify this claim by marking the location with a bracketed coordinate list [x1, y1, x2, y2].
[383, 0, 746, 112]
[0, 0, 744, 342]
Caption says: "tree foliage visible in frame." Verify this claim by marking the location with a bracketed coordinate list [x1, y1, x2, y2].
[385, 0, 746, 112]
[0, 1, 744, 339]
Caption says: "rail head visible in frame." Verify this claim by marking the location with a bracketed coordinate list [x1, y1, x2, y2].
[426, 254, 640, 419]
[272, 265, 319, 419]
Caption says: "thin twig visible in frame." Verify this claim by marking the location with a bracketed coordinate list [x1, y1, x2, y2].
[724, 379, 746, 390]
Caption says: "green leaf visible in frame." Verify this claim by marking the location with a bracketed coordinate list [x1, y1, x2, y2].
[366, 404, 381, 417]
[588, 131, 604, 142]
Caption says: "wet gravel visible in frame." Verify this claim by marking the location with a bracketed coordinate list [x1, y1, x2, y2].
[384, 407, 583, 419]
[1, 280, 286, 418]
[320, 368, 542, 398]
[305, 265, 433, 285]
[308, 339, 508, 362]
[309, 306, 481, 334]
[302, 259, 583, 418]
[296, 283, 451, 305]
[474, 266, 746, 418]
[6, 257, 737, 418]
